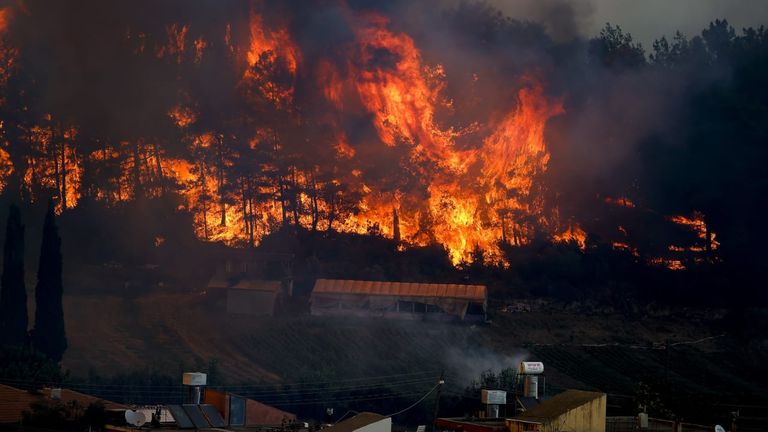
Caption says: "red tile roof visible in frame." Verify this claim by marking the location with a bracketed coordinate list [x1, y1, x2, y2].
[0, 384, 38, 424]
[245, 397, 296, 426]
[0, 383, 127, 424]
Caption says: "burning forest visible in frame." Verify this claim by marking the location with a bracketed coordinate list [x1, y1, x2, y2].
[2, 1, 768, 429]
[0, 0, 766, 288]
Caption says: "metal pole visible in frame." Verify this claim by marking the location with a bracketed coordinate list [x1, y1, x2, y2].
[431, 372, 445, 432]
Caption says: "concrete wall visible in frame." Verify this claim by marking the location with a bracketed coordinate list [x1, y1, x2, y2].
[543, 394, 606, 432]
[356, 417, 392, 432]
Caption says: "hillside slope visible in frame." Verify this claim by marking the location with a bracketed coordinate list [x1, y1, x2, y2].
[61, 292, 768, 408]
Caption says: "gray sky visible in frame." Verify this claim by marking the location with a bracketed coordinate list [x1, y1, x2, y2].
[490, 0, 768, 46]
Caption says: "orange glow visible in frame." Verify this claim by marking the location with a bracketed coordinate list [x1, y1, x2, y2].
[169, 105, 196, 128]
[0, 8, 9, 34]
[242, 7, 300, 108]
[21, 125, 82, 213]
[330, 12, 564, 263]
[649, 257, 685, 271]
[0, 146, 13, 190]
[604, 196, 636, 208]
[554, 223, 587, 249]
[612, 241, 640, 257]
[0, 6, 566, 263]
[669, 211, 719, 251]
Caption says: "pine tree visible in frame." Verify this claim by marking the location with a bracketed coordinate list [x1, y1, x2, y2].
[0, 204, 28, 347]
[32, 202, 67, 362]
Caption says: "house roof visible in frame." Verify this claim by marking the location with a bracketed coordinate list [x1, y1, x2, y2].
[312, 279, 486, 301]
[47, 388, 128, 411]
[205, 389, 296, 426]
[0, 384, 38, 424]
[0, 384, 127, 424]
[323, 412, 387, 432]
[230, 280, 282, 292]
[513, 390, 605, 422]
[244, 396, 297, 425]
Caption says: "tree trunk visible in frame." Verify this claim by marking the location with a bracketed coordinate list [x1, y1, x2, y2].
[200, 165, 209, 240]
[393, 207, 400, 243]
[500, 211, 507, 244]
[132, 143, 142, 199]
[51, 126, 61, 205]
[153, 142, 165, 195]
[278, 175, 288, 226]
[240, 177, 250, 244]
[310, 172, 319, 232]
[291, 167, 300, 227]
[60, 139, 67, 211]
[217, 135, 226, 227]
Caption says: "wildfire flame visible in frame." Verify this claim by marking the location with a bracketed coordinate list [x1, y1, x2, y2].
[0, 2, 718, 268]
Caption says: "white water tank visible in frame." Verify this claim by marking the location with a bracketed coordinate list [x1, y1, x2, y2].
[519, 362, 544, 375]
[481, 390, 507, 405]
[182, 372, 207, 404]
[182, 372, 207, 386]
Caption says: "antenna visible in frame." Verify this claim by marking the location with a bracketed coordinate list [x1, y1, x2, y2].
[125, 410, 147, 427]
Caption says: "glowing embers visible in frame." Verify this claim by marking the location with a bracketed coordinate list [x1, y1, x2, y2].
[554, 223, 587, 249]
[668, 212, 719, 251]
[604, 196, 636, 208]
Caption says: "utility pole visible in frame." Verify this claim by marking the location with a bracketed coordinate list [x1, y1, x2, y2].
[431, 372, 445, 432]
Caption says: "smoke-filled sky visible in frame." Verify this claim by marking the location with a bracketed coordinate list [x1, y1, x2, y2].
[489, 0, 768, 45]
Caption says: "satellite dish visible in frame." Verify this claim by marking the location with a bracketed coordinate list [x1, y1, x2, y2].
[715, 426, 726, 432]
[125, 410, 147, 427]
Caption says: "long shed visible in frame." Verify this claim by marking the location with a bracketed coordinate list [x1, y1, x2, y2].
[310, 279, 487, 321]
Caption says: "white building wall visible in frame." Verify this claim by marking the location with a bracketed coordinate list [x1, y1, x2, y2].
[355, 417, 392, 432]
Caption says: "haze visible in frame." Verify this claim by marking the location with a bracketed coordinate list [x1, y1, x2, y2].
[492, 0, 768, 45]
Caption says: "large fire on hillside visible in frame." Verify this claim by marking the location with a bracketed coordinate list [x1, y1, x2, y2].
[0, 1, 716, 267]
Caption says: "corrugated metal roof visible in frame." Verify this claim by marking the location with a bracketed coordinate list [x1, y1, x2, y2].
[313, 279, 486, 301]
[230, 280, 282, 292]
[514, 390, 605, 421]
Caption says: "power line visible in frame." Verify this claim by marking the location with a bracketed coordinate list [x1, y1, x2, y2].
[0, 369, 440, 391]
[386, 382, 441, 418]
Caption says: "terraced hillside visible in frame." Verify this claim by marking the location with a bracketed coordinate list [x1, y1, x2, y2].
[61, 292, 768, 419]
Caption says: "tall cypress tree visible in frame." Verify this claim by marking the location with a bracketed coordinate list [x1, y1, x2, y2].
[0, 204, 28, 347]
[32, 203, 67, 362]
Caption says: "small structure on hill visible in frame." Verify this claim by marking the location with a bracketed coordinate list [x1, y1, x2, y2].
[322, 412, 391, 432]
[206, 248, 294, 316]
[506, 389, 606, 432]
[310, 279, 487, 321]
[225, 280, 283, 316]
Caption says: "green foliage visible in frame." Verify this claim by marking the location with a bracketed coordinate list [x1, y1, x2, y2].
[21, 399, 107, 431]
[0, 345, 65, 384]
[589, 23, 646, 69]
[32, 202, 68, 362]
[0, 204, 28, 347]
[634, 381, 673, 418]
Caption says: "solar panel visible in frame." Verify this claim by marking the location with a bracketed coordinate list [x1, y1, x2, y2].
[182, 404, 211, 429]
[200, 404, 226, 428]
[229, 396, 245, 426]
[167, 405, 194, 429]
